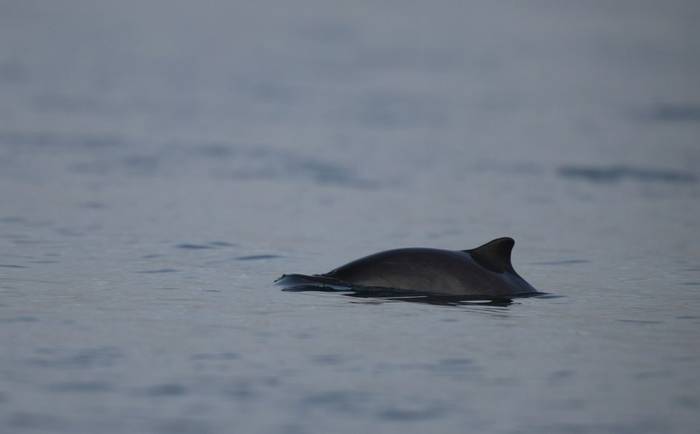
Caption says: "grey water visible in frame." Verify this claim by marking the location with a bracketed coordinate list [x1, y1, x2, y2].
[1, 1, 699, 433]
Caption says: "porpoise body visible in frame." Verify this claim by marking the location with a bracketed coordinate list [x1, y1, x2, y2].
[278, 237, 539, 298]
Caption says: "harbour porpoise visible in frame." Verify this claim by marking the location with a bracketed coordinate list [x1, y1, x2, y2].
[277, 237, 541, 300]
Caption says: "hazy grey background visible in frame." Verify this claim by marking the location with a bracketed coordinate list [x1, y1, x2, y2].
[1, 1, 699, 433]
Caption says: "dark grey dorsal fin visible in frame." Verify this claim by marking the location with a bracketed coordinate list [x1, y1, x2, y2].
[464, 237, 515, 273]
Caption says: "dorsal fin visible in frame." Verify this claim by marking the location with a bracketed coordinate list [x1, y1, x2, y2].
[464, 237, 515, 273]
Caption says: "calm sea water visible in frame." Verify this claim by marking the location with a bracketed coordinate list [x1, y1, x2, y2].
[1, 1, 699, 433]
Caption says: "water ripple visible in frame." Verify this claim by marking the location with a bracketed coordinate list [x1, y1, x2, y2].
[558, 165, 697, 184]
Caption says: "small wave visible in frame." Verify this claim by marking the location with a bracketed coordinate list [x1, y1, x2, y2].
[236, 255, 282, 261]
[558, 165, 696, 184]
[176, 243, 214, 250]
[530, 259, 589, 266]
[648, 103, 700, 122]
[138, 268, 180, 274]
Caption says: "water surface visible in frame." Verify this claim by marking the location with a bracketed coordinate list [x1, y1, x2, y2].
[1, 1, 699, 433]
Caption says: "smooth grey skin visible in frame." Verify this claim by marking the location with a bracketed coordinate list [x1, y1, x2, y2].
[312, 237, 538, 297]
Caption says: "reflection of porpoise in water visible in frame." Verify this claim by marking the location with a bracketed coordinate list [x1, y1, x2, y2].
[277, 237, 542, 303]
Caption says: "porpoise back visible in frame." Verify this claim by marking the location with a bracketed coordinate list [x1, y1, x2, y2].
[317, 237, 538, 297]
